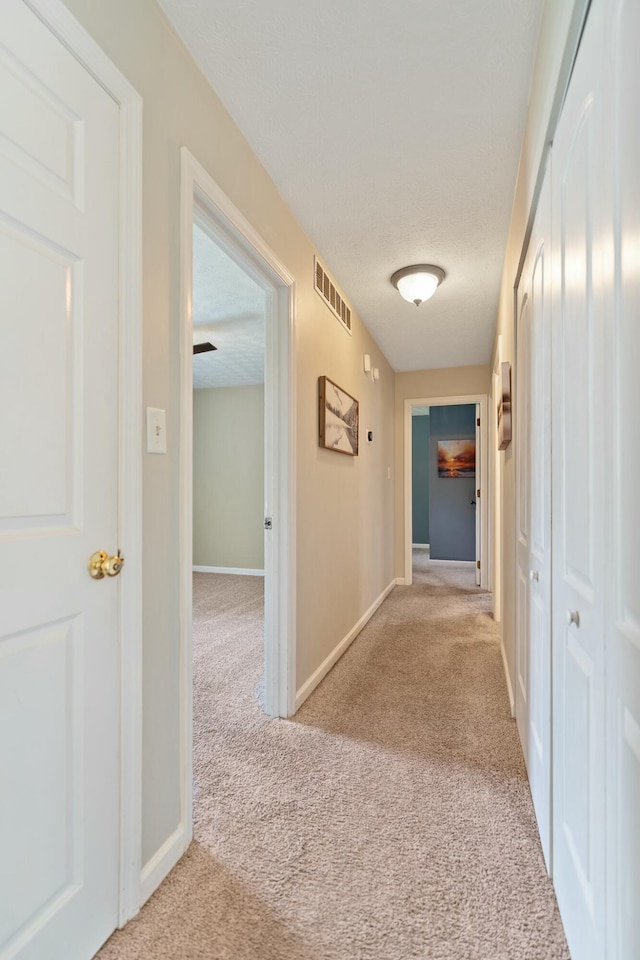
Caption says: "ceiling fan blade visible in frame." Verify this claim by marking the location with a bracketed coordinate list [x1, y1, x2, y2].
[193, 342, 217, 355]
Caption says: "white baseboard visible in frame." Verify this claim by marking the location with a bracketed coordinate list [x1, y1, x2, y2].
[140, 823, 187, 907]
[192, 565, 264, 576]
[295, 579, 396, 710]
[395, 577, 407, 586]
[425, 558, 475, 567]
[412, 543, 430, 549]
[500, 638, 515, 717]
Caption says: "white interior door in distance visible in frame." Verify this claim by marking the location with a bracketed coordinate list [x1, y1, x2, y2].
[0, 2, 123, 958]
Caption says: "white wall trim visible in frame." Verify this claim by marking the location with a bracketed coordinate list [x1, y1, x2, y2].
[139, 824, 186, 907]
[403, 394, 489, 588]
[24, 0, 144, 928]
[178, 148, 297, 896]
[412, 543, 430, 549]
[395, 578, 407, 586]
[500, 638, 515, 718]
[295, 580, 396, 710]
[193, 565, 264, 576]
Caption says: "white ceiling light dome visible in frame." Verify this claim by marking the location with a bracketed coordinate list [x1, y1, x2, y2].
[391, 264, 446, 307]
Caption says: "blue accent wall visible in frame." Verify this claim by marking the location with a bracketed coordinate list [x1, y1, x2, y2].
[412, 415, 430, 543]
[429, 404, 476, 561]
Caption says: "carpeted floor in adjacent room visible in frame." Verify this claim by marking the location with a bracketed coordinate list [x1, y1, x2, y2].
[97, 553, 569, 960]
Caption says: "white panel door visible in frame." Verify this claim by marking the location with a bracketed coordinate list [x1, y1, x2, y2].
[0, 3, 122, 959]
[516, 166, 553, 871]
[551, 2, 607, 957]
[606, 1, 640, 956]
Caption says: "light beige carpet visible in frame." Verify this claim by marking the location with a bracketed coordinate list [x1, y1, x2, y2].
[97, 556, 569, 960]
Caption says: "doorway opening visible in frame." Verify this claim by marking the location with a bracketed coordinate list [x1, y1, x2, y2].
[403, 394, 488, 588]
[411, 402, 478, 577]
[178, 150, 296, 853]
[191, 213, 267, 706]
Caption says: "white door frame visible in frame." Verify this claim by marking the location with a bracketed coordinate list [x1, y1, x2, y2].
[403, 395, 488, 587]
[22, 0, 144, 928]
[178, 149, 297, 833]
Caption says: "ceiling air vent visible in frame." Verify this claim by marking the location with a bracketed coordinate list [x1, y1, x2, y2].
[314, 256, 352, 335]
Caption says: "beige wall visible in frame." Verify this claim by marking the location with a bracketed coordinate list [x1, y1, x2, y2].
[394, 366, 490, 577]
[193, 386, 264, 570]
[63, 0, 395, 867]
[491, 0, 586, 695]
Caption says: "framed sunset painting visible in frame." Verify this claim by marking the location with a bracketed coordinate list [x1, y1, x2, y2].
[437, 439, 476, 478]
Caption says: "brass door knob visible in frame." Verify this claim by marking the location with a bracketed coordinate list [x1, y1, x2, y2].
[88, 550, 124, 579]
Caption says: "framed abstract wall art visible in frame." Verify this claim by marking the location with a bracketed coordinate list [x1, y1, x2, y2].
[318, 376, 359, 456]
[498, 360, 512, 450]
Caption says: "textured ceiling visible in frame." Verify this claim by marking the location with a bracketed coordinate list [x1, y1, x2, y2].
[192, 224, 265, 389]
[163, 0, 543, 371]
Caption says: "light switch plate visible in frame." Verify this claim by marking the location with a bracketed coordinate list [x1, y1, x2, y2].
[146, 407, 167, 454]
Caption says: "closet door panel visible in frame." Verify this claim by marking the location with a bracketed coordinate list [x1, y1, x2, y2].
[607, 1, 640, 956]
[561, 121, 596, 600]
[551, 1, 607, 956]
[514, 167, 552, 871]
[527, 195, 552, 867]
[515, 289, 531, 746]
[515, 282, 531, 775]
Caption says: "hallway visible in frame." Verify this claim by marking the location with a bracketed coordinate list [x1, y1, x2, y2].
[98, 560, 568, 960]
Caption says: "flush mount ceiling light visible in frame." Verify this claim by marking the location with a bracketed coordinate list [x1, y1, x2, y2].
[390, 264, 446, 307]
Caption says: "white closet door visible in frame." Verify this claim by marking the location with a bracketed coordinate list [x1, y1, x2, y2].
[550, 1, 608, 956]
[515, 167, 552, 871]
[606, 1, 640, 956]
